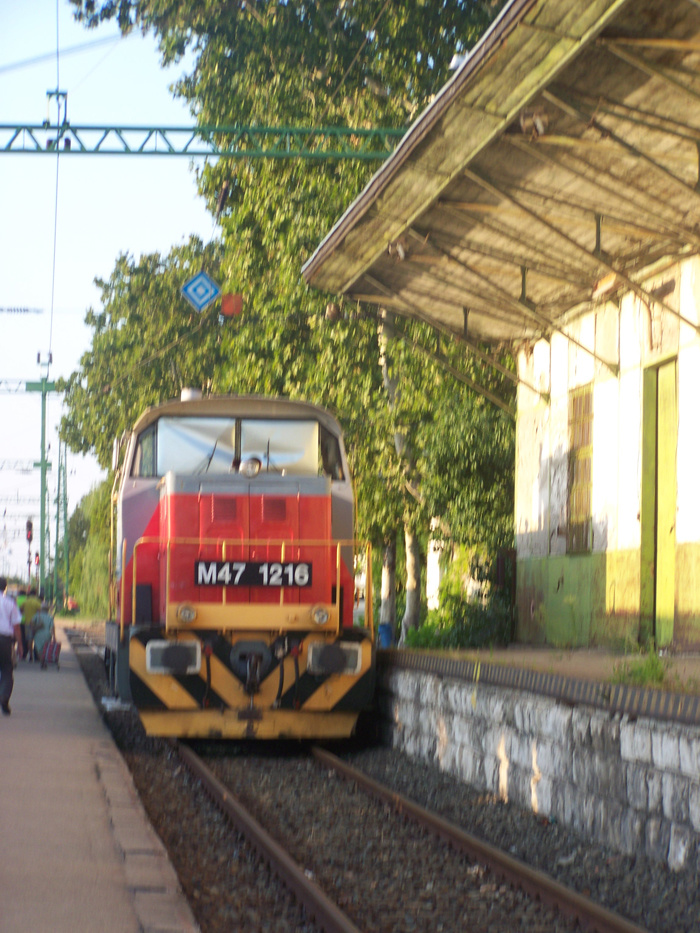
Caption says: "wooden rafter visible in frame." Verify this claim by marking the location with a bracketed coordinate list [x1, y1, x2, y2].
[361, 274, 543, 405]
[466, 161, 700, 334]
[542, 89, 700, 205]
[428, 206, 594, 285]
[600, 38, 700, 108]
[566, 91, 700, 142]
[394, 228, 620, 370]
[505, 134, 700, 249]
[434, 201, 591, 282]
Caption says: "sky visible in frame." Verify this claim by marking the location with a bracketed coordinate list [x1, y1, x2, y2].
[0, 1, 215, 579]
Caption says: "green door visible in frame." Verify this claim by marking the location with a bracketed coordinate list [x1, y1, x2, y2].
[640, 360, 677, 647]
[655, 360, 677, 646]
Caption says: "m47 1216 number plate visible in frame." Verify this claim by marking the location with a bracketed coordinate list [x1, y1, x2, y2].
[195, 560, 312, 588]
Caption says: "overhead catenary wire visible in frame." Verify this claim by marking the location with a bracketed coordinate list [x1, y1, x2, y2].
[0, 35, 124, 76]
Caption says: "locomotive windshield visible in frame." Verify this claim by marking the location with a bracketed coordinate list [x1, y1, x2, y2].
[131, 415, 344, 480]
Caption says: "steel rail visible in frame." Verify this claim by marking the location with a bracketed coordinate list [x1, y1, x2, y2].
[312, 747, 650, 933]
[176, 743, 362, 933]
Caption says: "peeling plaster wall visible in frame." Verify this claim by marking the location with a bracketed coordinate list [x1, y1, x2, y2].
[379, 669, 700, 872]
[515, 255, 700, 647]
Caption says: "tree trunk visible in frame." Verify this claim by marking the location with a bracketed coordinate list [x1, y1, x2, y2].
[380, 538, 397, 640]
[400, 526, 421, 645]
[378, 310, 406, 459]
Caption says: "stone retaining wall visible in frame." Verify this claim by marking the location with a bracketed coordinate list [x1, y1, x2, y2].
[378, 668, 700, 871]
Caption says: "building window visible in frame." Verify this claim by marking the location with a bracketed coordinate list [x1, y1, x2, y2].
[567, 384, 593, 554]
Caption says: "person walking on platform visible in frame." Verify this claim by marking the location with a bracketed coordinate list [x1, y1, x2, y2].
[0, 576, 23, 715]
[21, 587, 41, 661]
[32, 601, 54, 665]
[15, 587, 28, 658]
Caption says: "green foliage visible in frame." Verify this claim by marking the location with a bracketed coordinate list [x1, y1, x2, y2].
[63, 0, 515, 596]
[417, 342, 516, 554]
[612, 643, 668, 688]
[405, 548, 513, 649]
[58, 238, 227, 469]
[68, 481, 111, 618]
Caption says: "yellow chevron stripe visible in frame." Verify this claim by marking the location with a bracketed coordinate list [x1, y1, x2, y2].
[130, 638, 199, 710]
[201, 652, 248, 706]
[301, 672, 360, 710]
[301, 636, 374, 709]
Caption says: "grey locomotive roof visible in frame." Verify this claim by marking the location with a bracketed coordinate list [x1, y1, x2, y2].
[131, 395, 345, 439]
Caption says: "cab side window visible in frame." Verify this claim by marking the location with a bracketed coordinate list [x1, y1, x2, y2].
[132, 424, 157, 478]
[320, 426, 344, 480]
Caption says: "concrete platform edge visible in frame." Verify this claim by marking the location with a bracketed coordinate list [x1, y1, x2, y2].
[65, 629, 201, 933]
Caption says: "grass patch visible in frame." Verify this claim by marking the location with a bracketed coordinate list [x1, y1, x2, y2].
[612, 644, 668, 688]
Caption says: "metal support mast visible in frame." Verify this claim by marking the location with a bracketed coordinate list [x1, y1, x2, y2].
[25, 371, 55, 595]
[53, 440, 61, 604]
[0, 121, 404, 160]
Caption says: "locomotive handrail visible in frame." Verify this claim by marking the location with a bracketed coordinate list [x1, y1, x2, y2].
[126, 535, 373, 637]
[120, 538, 127, 643]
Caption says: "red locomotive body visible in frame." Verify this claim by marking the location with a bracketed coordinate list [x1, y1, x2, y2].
[106, 393, 374, 739]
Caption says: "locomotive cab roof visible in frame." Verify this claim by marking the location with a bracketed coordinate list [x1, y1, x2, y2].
[130, 394, 345, 440]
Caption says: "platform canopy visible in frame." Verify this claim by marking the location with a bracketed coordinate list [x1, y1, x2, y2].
[303, 0, 700, 348]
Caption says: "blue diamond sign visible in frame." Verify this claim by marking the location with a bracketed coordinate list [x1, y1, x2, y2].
[181, 270, 221, 312]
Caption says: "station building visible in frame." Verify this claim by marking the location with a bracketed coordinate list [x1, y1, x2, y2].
[303, 0, 700, 649]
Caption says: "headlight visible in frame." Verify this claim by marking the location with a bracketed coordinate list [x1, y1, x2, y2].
[311, 605, 330, 625]
[239, 457, 262, 478]
[146, 639, 201, 675]
[307, 642, 362, 676]
[176, 603, 198, 624]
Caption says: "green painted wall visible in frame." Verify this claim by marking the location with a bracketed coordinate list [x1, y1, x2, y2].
[675, 543, 700, 648]
[517, 549, 639, 648]
[516, 544, 700, 648]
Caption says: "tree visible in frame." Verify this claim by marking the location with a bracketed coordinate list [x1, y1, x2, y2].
[64, 0, 513, 631]
[59, 237, 227, 469]
[418, 346, 516, 556]
[68, 481, 111, 616]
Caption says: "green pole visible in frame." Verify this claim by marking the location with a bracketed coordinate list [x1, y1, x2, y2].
[39, 382, 47, 595]
[54, 439, 61, 605]
[63, 448, 68, 601]
[26, 378, 55, 596]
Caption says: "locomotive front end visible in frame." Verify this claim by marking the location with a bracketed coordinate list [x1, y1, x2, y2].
[109, 395, 375, 740]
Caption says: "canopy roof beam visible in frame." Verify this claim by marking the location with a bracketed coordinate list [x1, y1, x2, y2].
[505, 135, 700, 249]
[600, 39, 700, 109]
[402, 228, 589, 326]
[570, 91, 700, 143]
[465, 163, 700, 336]
[362, 274, 540, 407]
[543, 88, 700, 208]
[389, 322, 517, 418]
[426, 209, 593, 286]
[370, 262, 526, 331]
[398, 227, 618, 373]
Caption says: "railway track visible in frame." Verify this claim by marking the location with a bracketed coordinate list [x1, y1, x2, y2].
[178, 741, 649, 933]
[67, 624, 691, 932]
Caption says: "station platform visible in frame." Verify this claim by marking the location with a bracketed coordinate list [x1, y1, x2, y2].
[0, 625, 199, 933]
[467, 643, 700, 694]
[382, 641, 700, 726]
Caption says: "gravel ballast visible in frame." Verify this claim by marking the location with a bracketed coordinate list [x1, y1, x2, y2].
[69, 627, 700, 933]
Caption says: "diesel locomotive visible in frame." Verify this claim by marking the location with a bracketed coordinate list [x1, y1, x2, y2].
[105, 391, 375, 739]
